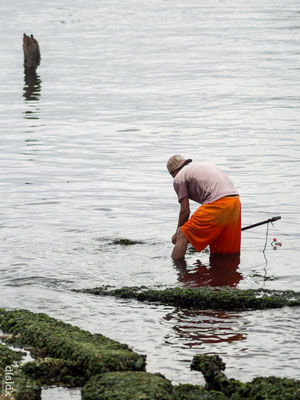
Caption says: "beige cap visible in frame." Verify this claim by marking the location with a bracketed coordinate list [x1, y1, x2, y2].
[166, 155, 192, 176]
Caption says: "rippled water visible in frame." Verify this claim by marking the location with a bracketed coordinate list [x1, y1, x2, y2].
[1, 0, 300, 398]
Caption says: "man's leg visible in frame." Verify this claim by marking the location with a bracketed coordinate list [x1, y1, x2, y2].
[209, 197, 241, 254]
[172, 228, 189, 259]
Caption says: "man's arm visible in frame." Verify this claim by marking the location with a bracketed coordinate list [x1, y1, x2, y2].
[178, 196, 190, 227]
[172, 197, 190, 244]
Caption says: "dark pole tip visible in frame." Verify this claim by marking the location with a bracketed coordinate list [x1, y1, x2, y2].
[270, 216, 281, 222]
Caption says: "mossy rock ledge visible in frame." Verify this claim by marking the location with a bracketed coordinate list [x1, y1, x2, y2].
[75, 285, 300, 311]
[0, 308, 146, 386]
[81, 371, 229, 400]
[81, 355, 300, 400]
[190, 354, 300, 400]
[81, 371, 175, 400]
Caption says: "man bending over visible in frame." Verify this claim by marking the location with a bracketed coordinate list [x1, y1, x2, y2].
[167, 155, 241, 259]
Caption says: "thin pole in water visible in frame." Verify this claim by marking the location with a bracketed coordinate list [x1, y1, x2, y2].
[241, 216, 281, 232]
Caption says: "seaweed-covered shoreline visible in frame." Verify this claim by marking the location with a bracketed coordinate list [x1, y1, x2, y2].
[0, 308, 299, 399]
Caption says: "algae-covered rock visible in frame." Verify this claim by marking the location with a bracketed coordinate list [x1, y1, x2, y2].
[191, 354, 226, 390]
[82, 371, 174, 400]
[21, 357, 86, 387]
[0, 309, 146, 383]
[111, 239, 145, 245]
[173, 384, 228, 399]
[76, 286, 300, 311]
[191, 354, 242, 395]
[0, 342, 23, 369]
[0, 343, 41, 400]
[230, 376, 300, 400]
[82, 372, 230, 400]
[13, 375, 41, 400]
[191, 354, 300, 400]
[1, 309, 299, 399]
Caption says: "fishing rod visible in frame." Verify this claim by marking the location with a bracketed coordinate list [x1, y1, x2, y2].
[242, 216, 281, 231]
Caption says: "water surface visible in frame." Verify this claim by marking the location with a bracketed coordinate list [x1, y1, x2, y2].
[1, 0, 300, 397]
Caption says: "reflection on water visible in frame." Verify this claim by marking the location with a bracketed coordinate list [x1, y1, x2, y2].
[170, 253, 246, 349]
[23, 71, 41, 119]
[23, 71, 41, 101]
[174, 253, 242, 288]
[165, 308, 246, 348]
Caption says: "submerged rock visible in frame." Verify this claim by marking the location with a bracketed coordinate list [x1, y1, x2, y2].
[111, 238, 145, 245]
[75, 285, 300, 311]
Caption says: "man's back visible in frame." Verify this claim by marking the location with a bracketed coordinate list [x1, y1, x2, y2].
[173, 163, 238, 205]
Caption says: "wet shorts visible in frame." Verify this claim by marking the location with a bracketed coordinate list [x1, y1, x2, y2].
[181, 196, 241, 254]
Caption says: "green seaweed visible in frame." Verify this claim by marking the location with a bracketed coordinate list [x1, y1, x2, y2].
[82, 371, 174, 400]
[80, 356, 300, 400]
[75, 286, 300, 311]
[1, 309, 299, 399]
[0, 342, 23, 370]
[173, 384, 227, 399]
[191, 354, 242, 395]
[12, 375, 41, 400]
[191, 354, 300, 400]
[21, 357, 86, 387]
[230, 376, 300, 399]
[0, 308, 146, 383]
[0, 343, 41, 400]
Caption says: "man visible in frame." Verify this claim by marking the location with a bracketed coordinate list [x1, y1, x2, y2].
[167, 155, 241, 259]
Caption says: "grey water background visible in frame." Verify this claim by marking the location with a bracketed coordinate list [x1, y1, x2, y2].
[1, 0, 300, 398]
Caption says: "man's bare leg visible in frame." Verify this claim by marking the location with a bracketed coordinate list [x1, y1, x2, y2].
[172, 228, 189, 259]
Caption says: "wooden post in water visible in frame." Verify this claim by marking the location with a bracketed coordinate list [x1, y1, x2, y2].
[23, 33, 41, 73]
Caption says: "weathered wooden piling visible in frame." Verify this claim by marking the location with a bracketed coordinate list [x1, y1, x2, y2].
[23, 33, 41, 73]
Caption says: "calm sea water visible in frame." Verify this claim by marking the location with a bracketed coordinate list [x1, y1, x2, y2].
[1, 0, 300, 398]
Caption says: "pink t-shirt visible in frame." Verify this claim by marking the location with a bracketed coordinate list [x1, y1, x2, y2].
[173, 163, 239, 204]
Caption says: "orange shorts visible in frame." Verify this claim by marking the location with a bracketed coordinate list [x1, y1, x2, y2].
[181, 196, 241, 254]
